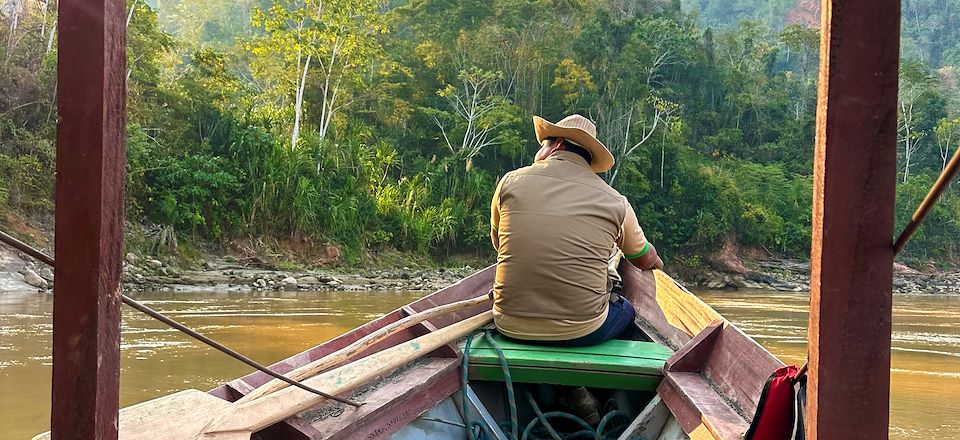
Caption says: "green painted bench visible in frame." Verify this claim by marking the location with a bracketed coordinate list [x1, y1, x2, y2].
[467, 334, 672, 391]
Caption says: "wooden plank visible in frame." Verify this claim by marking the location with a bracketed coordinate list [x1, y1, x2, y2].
[217, 311, 407, 397]
[663, 321, 723, 373]
[658, 322, 782, 438]
[621, 264, 784, 438]
[91, 312, 490, 440]
[468, 349, 666, 375]
[470, 338, 671, 360]
[51, 0, 126, 436]
[468, 365, 663, 391]
[657, 417, 691, 440]
[470, 334, 673, 360]
[658, 372, 746, 440]
[656, 375, 705, 437]
[809, 0, 899, 438]
[618, 396, 671, 440]
[701, 326, 782, 418]
[309, 357, 462, 440]
[202, 266, 494, 438]
[33, 390, 231, 440]
[621, 267, 723, 350]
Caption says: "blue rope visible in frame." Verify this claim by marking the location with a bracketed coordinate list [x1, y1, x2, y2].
[484, 330, 519, 440]
[464, 330, 643, 440]
[463, 331, 478, 440]
[463, 330, 496, 440]
[524, 389, 563, 440]
[595, 410, 631, 440]
[521, 411, 595, 440]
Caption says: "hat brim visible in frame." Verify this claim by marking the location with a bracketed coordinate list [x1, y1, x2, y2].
[533, 116, 615, 173]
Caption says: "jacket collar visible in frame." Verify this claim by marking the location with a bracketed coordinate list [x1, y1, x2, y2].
[547, 150, 592, 171]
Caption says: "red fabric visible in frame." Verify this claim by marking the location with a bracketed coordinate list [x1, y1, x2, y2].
[748, 365, 800, 440]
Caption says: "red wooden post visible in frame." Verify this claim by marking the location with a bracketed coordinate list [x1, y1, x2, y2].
[808, 0, 899, 439]
[51, 0, 126, 436]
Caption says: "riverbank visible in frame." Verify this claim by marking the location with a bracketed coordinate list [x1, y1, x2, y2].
[2, 244, 958, 294]
[673, 258, 960, 294]
[118, 253, 481, 293]
[0, 242, 483, 293]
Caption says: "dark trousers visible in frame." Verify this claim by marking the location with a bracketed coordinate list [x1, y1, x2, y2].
[535, 294, 637, 347]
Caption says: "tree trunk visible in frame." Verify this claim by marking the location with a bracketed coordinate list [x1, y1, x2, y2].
[903, 146, 911, 183]
[127, 0, 137, 27]
[41, 0, 49, 37]
[660, 129, 666, 188]
[292, 52, 311, 148]
[9, 0, 21, 32]
[46, 19, 57, 53]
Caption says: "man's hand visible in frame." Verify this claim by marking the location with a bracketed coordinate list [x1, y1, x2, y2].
[652, 255, 664, 270]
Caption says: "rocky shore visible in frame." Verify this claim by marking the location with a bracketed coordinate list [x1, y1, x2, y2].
[676, 258, 960, 295]
[0, 246, 479, 293]
[118, 253, 479, 293]
[2, 245, 958, 295]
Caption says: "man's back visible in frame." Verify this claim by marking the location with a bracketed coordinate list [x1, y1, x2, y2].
[491, 150, 626, 340]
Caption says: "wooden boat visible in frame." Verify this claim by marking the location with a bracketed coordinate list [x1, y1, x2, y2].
[36, 262, 783, 440]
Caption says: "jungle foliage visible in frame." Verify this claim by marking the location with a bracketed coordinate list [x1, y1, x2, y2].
[1, 0, 959, 263]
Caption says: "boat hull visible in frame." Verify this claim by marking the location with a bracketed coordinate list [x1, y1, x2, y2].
[33, 264, 781, 440]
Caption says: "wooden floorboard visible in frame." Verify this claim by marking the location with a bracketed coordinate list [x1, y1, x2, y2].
[299, 357, 461, 440]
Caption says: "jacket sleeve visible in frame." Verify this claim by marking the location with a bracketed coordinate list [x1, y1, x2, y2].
[617, 198, 650, 259]
[490, 176, 505, 250]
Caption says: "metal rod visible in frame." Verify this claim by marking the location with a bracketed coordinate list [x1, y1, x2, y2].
[0, 230, 360, 407]
[120, 295, 360, 406]
[894, 147, 960, 255]
[0, 230, 55, 266]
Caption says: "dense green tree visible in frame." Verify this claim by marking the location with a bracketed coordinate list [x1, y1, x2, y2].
[1, 0, 958, 264]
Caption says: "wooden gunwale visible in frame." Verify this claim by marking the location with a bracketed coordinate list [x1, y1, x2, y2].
[619, 262, 784, 439]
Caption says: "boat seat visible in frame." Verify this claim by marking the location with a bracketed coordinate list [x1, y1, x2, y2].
[467, 333, 672, 391]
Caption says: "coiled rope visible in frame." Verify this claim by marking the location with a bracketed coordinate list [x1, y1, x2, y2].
[461, 330, 636, 440]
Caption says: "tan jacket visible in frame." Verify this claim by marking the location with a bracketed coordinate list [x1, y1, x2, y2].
[490, 151, 648, 340]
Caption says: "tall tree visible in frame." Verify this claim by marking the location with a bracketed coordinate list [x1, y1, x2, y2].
[249, 0, 386, 147]
[429, 67, 520, 169]
[898, 77, 927, 183]
[935, 117, 960, 171]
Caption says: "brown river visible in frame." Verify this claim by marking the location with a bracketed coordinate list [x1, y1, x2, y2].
[1, 289, 958, 439]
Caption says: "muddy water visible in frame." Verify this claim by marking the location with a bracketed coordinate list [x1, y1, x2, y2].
[2, 290, 958, 439]
[0, 290, 424, 440]
[699, 291, 960, 439]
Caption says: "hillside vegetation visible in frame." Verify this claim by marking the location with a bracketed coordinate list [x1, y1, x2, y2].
[1, 0, 958, 265]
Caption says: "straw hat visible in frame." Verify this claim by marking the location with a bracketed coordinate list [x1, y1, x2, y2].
[533, 114, 614, 173]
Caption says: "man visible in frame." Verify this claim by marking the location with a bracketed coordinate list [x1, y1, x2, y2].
[490, 114, 663, 347]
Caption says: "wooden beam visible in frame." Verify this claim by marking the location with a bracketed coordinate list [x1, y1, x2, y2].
[808, 0, 899, 438]
[51, 0, 126, 436]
